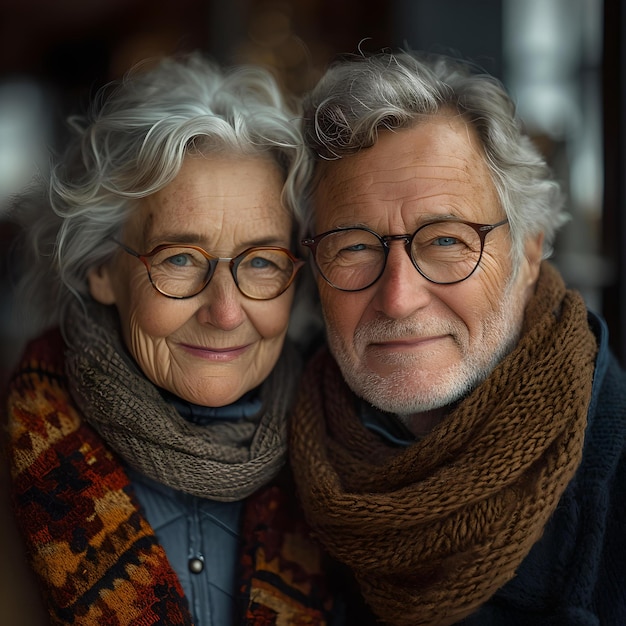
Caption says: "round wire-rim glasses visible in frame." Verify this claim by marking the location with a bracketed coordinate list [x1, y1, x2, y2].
[301, 218, 509, 291]
[113, 239, 304, 300]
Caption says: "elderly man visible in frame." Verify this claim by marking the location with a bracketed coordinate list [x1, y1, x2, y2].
[290, 51, 626, 626]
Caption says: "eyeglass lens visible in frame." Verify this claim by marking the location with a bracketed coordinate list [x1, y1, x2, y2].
[313, 222, 485, 290]
[147, 246, 297, 299]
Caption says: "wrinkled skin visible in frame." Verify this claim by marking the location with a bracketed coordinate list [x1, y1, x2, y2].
[311, 115, 543, 435]
[89, 155, 296, 407]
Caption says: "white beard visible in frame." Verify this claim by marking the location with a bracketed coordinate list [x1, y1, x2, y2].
[325, 276, 526, 418]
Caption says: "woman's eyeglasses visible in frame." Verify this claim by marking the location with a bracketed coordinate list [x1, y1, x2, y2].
[113, 240, 304, 300]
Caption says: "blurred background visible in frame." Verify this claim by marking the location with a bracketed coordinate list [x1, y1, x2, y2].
[0, 0, 624, 380]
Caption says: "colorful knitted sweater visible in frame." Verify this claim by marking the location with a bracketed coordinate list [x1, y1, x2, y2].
[4, 329, 337, 625]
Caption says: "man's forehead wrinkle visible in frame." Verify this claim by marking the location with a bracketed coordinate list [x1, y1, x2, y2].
[359, 160, 473, 185]
[365, 167, 473, 197]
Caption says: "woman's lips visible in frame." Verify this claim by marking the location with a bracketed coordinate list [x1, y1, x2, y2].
[179, 342, 251, 361]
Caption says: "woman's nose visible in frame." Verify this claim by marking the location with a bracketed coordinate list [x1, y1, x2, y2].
[195, 263, 246, 330]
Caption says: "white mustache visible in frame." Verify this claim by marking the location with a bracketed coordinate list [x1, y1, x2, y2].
[353, 317, 457, 344]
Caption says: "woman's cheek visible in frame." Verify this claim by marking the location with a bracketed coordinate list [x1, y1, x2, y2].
[113, 298, 175, 372]
[253, 294, 294, 340]
[125, 308, 178, 385]
[122, 271, 192, 337]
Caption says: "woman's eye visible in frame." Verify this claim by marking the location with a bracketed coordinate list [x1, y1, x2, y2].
[249, 256, 272, 269]
[165, 253, 191, 267]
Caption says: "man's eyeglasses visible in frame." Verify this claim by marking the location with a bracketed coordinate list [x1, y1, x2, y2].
[301, 219, 509, 291]
[113, 239, 304, 300]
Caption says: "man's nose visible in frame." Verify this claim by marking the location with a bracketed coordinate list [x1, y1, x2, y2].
[371, 239, 432, 319]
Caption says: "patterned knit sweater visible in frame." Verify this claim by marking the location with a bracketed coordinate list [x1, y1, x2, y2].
[4, 329, 337, 625]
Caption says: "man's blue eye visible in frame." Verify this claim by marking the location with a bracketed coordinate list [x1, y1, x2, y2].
[433, 236, 458, 247]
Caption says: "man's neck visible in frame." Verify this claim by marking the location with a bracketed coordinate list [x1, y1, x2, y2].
[398, 408, 449, 438]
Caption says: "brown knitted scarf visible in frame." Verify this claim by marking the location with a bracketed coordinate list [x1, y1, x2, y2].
[290, 262, 598, 626]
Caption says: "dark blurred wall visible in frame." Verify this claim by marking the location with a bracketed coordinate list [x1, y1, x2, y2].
[602, 0, 626, 364]
[392, 0, 502, 76]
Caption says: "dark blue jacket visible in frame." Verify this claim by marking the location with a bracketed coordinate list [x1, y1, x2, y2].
[462, 312, 626, 625]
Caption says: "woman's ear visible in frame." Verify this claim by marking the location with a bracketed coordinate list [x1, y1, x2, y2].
[87, 264, 117, 304]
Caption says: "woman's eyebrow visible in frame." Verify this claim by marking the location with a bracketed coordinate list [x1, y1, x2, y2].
[144, 232, 290, 249]
[146, 232, 202, 245]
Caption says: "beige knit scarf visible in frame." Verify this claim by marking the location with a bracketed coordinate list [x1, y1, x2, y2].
[290, 262, 597, 625]
[65, 299, 300, 501]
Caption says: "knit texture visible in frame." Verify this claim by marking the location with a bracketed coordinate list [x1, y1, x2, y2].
[290, 262, 598, 626]
[64, 300, 299, 501]
[459, 316, 626, 625]
[7, 330, 192, 625]
[6, 328, 336, 625]
[239, 479, 336, 625]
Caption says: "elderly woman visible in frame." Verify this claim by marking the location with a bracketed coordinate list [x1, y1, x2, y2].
[3, 54, 335, 625]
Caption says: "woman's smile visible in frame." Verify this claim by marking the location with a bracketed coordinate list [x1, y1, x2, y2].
[178, 341, 252, 361]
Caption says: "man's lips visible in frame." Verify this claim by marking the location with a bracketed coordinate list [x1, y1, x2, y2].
[179, 342, 251, 361]
[369, 335, 447, 349]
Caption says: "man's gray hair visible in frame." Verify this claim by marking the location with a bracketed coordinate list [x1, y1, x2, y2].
[301, 50, 567, 268]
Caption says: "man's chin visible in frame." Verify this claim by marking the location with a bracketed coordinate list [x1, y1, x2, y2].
[367, 392, 456, 417]
[342, 359, 482, 414]
[348, 377, 446, 415]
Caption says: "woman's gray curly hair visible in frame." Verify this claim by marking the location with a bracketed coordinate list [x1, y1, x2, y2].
[301, 50, 568, 269]
[11, 52, 311, 334]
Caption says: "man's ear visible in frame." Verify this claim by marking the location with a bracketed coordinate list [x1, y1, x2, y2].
[87, 264, 116, 304]
[523, 232, 544, 286]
